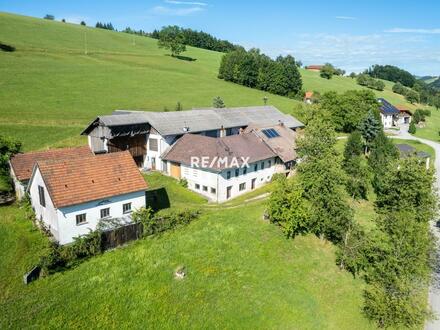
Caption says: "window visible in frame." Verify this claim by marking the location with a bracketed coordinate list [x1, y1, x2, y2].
[38, 185, 45, 207]
[262, 128, 280, 138]
[235, 169, 239, 177]
[243, 167, 247, 175]
[203, 185, 208, 192]
[261, 162, 265, 170]
[239, 183, 246, 191]
[123, 202, 132, 214]
[195, 183, 200, 190]
[100, 208, 110, 219]
[211, 187, 216, 194]
[268, 160, 272, 167]
[149, 138, 158, 151]
[254, 164, 258, 171]
[227, 171, 231, 179]
[76, 213, 87, 225]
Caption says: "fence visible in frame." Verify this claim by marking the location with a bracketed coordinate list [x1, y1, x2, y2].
[101, 222, 144, 250]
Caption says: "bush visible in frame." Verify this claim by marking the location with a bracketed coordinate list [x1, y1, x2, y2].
[178, 178, 188, 188]
[408, 121, 416, 134]
[132, 207, 200, 237]
[39, 230, 103, 275]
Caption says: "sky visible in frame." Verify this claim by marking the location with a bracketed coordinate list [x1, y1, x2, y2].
[1, 0, 440, 76]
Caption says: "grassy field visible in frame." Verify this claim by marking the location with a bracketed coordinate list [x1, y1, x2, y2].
[0, 11, 435, 150]
[0, 200, 375, 329]
[0, 11, 433, 328]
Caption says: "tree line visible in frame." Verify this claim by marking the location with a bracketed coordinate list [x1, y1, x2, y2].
[356, 74, 385, 91]
[218, 48, 302, 98]
[365, 64, 416, 87]
[95, 22, 115, 31]
[268, 105, 436, 327]
[151, 26, 242, 53]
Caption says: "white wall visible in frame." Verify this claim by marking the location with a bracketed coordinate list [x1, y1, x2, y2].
[57, 190, 146, 245]
[179, 157, 278, 202]
[9, 164, 26, 200]
[144, 133, 175, 171]
[28, 168, 60, 241]
[381, 113, 394, 128]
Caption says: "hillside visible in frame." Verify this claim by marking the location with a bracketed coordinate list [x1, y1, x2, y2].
[0, 11, 423, 150]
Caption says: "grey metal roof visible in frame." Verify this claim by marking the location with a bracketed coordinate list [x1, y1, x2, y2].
[111, 106, 304, 136]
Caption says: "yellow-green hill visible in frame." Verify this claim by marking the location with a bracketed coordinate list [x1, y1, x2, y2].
[1, 11, 434, 150]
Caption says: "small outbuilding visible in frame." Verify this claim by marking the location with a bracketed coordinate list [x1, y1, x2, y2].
[395, 105, 412, 125]
[9, 146, 93, 200]
[395, 143, 431, 169]
[27, 151, 148, 245]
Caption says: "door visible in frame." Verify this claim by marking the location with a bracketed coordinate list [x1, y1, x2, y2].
[151, 157, 156, 170]
[251, 178, 256, 190]
[170, 162, 181, 179]
[226, 186, 232, 199]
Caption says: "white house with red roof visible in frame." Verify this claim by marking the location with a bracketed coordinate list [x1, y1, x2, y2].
[27, 151, 148, 244]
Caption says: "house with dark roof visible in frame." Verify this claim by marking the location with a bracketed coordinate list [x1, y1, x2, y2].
[161, 123, 297, 202]
[81, 106, 304, 172]
[378, 98, 400, 128]
[395, 143, 431, 169]
[9, 146, 93, 200]
[27, 151, 148, 244]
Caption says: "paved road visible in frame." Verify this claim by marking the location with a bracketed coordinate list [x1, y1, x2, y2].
[386, 126, 440, 329]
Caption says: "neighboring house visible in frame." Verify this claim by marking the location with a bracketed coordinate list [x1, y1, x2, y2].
[9, 146, 92, 200]
[305, 65, 324, 72]
[396, 105, 412, 125]
[161, 123, 297, 202]
[378, 98, 400, 128]
[82, 106, 304, 172]
[395, 143, 431, 169]
[304, 91, 314, 104]
[27, 151, 148, 245]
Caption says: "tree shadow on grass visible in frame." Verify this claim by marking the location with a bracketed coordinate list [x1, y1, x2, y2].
[0, 42, 15, 52]
[165, 54, 197, 62]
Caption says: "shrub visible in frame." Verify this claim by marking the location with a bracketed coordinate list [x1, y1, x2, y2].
[408, 121, 416, 134]
[132, 207, 200, 237]
[178, 178, 188, 188]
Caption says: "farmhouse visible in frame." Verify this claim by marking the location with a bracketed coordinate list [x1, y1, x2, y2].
[396, 105, 412, 125]
[81, 106, 302, 202]
[82, 106, 303, 171]
[27, 151, 148, 244]
[161, 123, 296, 202]
[305, 65, 324, 71]
[304, 91, 314, 104]
[9, 146, 92, 200]
[378, 98, 400, 128]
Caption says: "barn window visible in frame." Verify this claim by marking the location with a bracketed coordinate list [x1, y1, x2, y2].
[203, 185, 208, 192]
[123, 202, 132, 214]
[226, 171, 231, 179]
[76, 213, 87, 225]
[235, 169, 239, 177]
[100, 208, 110, 219]
[254, 164, 258, 171]
[211, 187, 216, 194]
[195, 183, 200, 190]
[38, 185, 45, 207]
[149, 138, 158, 151]
[239, 183, 246, 191]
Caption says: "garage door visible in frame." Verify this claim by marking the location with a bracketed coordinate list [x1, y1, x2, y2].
[170, 162, 181, 179]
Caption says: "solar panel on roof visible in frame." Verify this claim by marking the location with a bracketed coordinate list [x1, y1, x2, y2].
[262, 128, 280, 138]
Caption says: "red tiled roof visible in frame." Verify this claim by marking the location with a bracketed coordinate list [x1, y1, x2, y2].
[306, 65, 323, 70]
[10, 146, 93, 181]
[396, 105, 413, 115]
[34, 151, 148, 208]
[304, 91, 314, 98]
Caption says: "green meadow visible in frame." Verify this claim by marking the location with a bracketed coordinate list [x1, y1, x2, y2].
[0, 11, 433, 150]
[0, 11, 433, 328]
